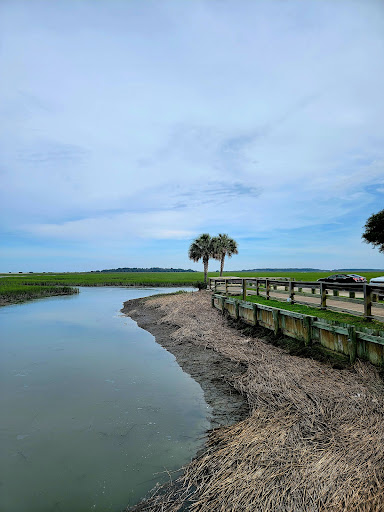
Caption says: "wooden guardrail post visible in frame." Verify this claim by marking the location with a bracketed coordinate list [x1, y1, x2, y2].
[211, 295, 215, 307]
[253, 303, 258, 325]
[242, 279, 246, 300]
[347, 326, 357, 363]
[256, 279, 260, 296]
[272, 310, 280, 335]
[266, 279, 270, 300]
[235, 300, 240, 320]
[303, 316, 312, 346]
[289, 281, 295, 303]
[349, 291, 355, 298]
[320, 283, 327, 309]
[225, 279, 228, 296]
[364, 284, 372, 320]
[311, 287, 316, 294]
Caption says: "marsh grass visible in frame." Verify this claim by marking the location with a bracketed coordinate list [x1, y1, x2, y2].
[1, 270, 383, 288]
[0, 272, 203, 287]
[0, 284, 79, 305]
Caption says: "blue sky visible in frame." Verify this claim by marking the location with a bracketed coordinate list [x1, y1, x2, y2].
[1, 0, 384, 272]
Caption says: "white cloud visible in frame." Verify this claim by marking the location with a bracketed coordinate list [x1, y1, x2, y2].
[1, 0, 384, 269]
[22, 210, 197, 241]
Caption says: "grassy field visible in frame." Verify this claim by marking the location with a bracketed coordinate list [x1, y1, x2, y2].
[0, 272, 202, 306]
[1, 270, 383, 287]
[0, 272, 203, 287]
[218, 270, 384, 282]
[1, 271, 383, 307]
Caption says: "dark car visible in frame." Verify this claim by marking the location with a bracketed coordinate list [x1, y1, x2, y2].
[347, 274, 367, 282]
[317, 274, 362, 283]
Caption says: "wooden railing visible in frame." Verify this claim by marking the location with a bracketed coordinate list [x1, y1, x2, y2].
[212, 293, 384, 365]
[209, 277, 384, 321]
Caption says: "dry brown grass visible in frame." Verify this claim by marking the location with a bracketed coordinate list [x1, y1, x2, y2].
[128, 291, 384, 511]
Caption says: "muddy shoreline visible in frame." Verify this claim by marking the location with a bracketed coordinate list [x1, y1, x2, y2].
[122, 296, 249, 430]
[122, 291, 384, 511]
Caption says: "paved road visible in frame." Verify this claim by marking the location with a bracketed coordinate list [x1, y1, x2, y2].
[264, 290, 384, 320]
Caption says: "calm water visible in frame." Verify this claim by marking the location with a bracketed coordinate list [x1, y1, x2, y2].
[0, 287, 211, 512]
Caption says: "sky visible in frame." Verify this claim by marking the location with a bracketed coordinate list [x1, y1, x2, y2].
[1, 0, 384, 272]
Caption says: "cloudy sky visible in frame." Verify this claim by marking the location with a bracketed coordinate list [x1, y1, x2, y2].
[1, 0, 384, 272]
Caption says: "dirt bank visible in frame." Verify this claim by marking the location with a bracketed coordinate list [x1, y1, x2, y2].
[122, 291, 384, 512]
[122, 295, 250, 429]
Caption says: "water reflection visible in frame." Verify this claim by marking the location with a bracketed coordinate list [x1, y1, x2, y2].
[0, 287, 210, 511]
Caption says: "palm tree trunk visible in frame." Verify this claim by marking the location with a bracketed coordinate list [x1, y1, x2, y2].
[220, 255, 225, 277]
[203, 257, 209, 284]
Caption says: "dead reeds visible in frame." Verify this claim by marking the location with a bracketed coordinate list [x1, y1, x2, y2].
[128, 291, 384, 511]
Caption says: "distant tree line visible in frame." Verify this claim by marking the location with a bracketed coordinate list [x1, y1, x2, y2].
[93, 267, 197, 273]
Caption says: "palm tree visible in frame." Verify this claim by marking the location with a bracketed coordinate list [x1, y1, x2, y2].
[212, 233, 238, 277]
[188, 233, 214, 285]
